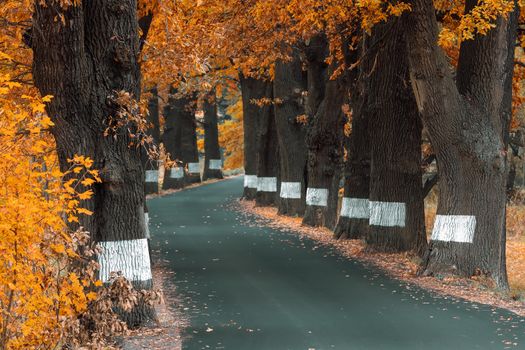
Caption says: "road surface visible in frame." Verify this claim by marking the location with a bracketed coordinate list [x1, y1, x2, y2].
[147, 177, 524, 350]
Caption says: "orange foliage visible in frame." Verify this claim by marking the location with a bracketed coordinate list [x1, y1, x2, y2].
[219, 92, 244, 170]
[0, 76, 103, 348]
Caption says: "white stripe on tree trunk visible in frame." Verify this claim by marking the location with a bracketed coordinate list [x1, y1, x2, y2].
[188, 162, 200, 174]
[340, 197, 370, 219]
[208, 159, 222, 170]
[306, 188, 328, 207]
[257, 177, 277, 192]
[145, 170, 158, 183]
[169, 167, 184, 179]
[98, 238, 152, 283]
[431, 215, 476, 243]
[369, 201, 406, 227]
[244, 175, 258, 188]
[280, 182, 301, 199]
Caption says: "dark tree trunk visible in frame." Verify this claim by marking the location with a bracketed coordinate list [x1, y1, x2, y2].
[365, 19, 427, 254]
[144, 86, 161, 195]
[254, 80, 279, 206]
[334, 38, 371, 240]
[406, 0, 518, 287]
[202, 93, 224, 181]
[31, 0, 154, 326]
[240, 75, 260, 199]
[162, 88, 186, 190]
[180, 99, 201, 184]
[302, 37, 345, 229]
[273, 51, 308, 216]
[335, 117, 371, 239]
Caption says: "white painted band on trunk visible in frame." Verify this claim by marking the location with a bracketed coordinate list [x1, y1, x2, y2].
[145, 170, 158, 183]
[244, 175, 258, 188]
[98, 238, 152, 283]
[431, 215, 476, 243]
[306, 188, 328, 207]
[279, 182, 302, 199]
[169, 167, 184, 179]
[208, 159, 222, 170]
[369, 201, 406, 227]
[144, 213, 151, 239]
[257, 177, 277, 192]
[188, 162, 200, 174]
[340, 197, 370, 219]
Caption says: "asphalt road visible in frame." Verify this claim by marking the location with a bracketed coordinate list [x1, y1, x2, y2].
[147, 177, 524, 350]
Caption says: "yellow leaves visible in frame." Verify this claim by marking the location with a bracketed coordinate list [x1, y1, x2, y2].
[386, 2, 411, 17]
[94, 280, 103, 287]
[51, 244, 66, 254]
[0, 51, 14, 62]
[86, 291, 98, 301]
[219, 94, 244, 170]
[76, 207, 93, 216]
[42, 95, 53, 103]
[81, 178, 96, 186]
[68, 214, 79, 223]
[0, 73, 100, 347]
[77, 190, 93, 201]
[437, 0, 515, 48]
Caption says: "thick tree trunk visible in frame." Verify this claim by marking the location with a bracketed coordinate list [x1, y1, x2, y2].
[253, 80, 279, 206]
[303, 38, 345, 229]
[162, 88, 186, 190]
[334, 94, 370, 239]
[180, 99, 201, 184]
[406, 0, 518, 287]
[365, 19, 427, 254]
[240, 75, 260, 199]
[31, 0, 154, 326]
[273, 52, 308, 216]
[202, 93, 224, 181]
[144, 86, 161, 195]
[333, 38, 371, 239]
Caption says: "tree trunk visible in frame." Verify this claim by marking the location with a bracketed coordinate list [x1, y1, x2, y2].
[180, 98, 201, 184]
[303, 37, 345, 229]
[254, 80, 279, 206]
[31, 0, 154, 326]
[365, 19, 427, 254]
[273, 51, 308, 216]
[144, 86, 161, 195]
[334, 38, 371, 239]
[406, 0, 518, 288]
[240, 75, 260, 199]
[202, 92, 224, 181]
[162, 87, 186, 190]
[334, 91, 371, 239]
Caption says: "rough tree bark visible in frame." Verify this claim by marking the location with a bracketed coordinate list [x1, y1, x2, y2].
[303, 36, 345, 229]
[365, 18, 427, 254]
[334, 38, 371, 240]
[406, 0, 518, 287]
[202, 92, 224, 181]
[335, 96, 369, 238]
[180, 98, 201, 184]
[144, 86, 161, 195]
[254, 80, 279, 206]
[273, 51, 308, 216]
[31, 0, 154, 326]
[162, 87, 186, 190]
[240, 75, 260, 199]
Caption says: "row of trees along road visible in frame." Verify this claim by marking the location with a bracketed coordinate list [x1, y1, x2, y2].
[233, 0, 522, 292]
[4, 0, 524, 331]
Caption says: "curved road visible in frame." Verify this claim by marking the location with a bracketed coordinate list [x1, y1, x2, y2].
[148, 177, 524, 350]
